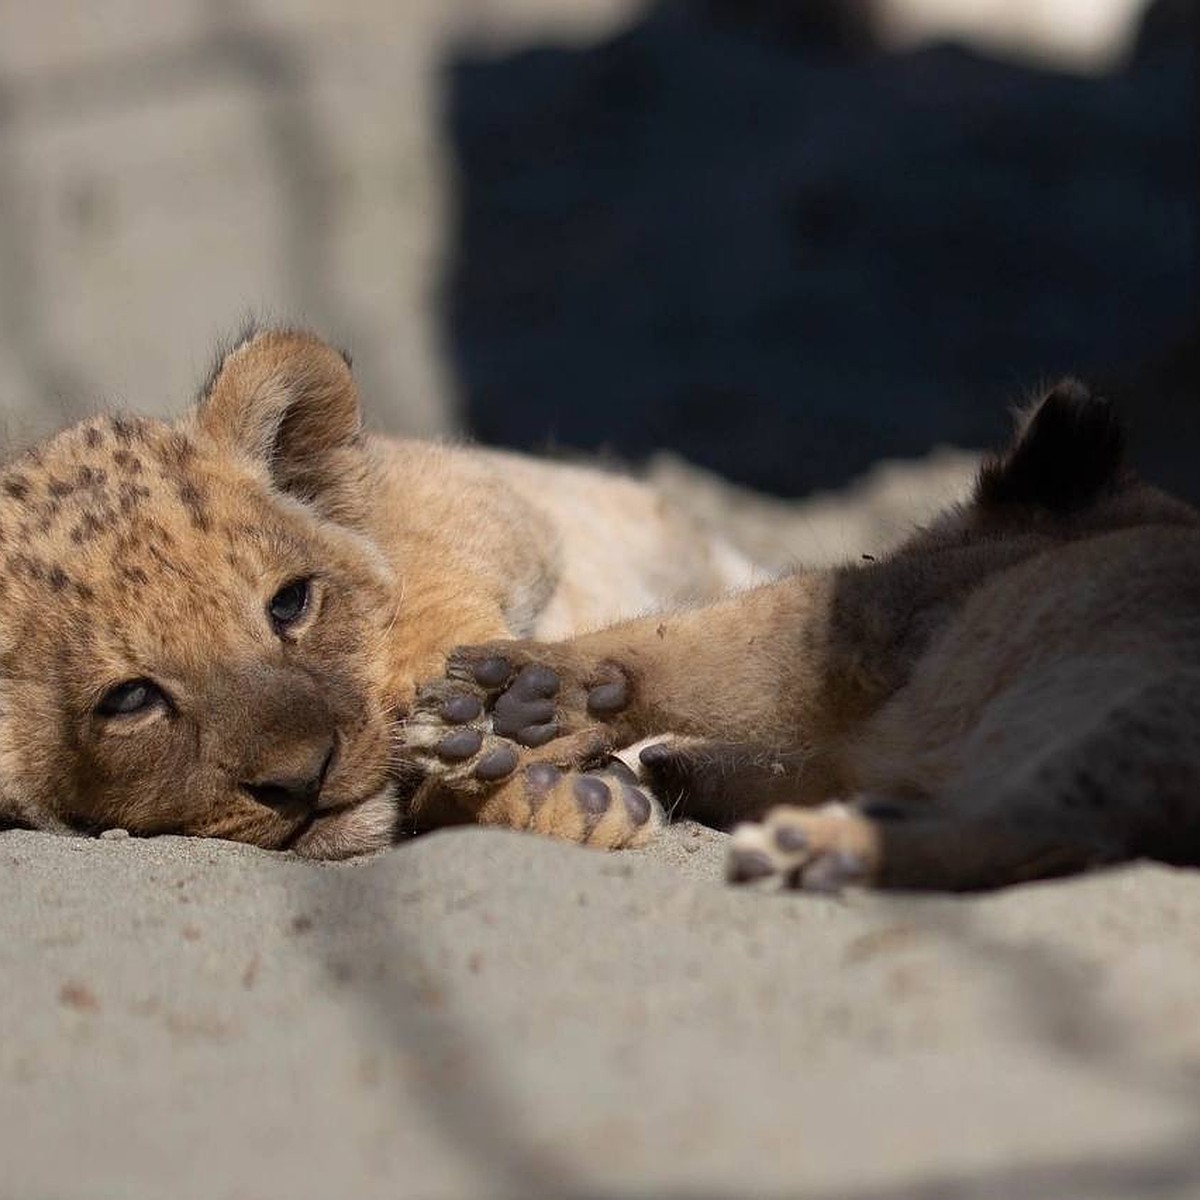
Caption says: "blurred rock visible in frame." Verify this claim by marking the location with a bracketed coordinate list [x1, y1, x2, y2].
[0, 0, 644, 447]
[648, 444, 981, 569]
[875, 0, 1154, 71]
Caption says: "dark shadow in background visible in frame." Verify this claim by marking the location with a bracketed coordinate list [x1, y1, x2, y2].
[444, 0, 1197, 499]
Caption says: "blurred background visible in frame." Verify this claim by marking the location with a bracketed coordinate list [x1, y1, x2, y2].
[0, 0, 1194, 521]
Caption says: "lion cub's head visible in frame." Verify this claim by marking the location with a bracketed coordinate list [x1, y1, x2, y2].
[0, 328, 401, 858]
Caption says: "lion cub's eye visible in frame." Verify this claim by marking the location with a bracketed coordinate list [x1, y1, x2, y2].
[268, 578, 312, 634]
[96, 679, 168, 719]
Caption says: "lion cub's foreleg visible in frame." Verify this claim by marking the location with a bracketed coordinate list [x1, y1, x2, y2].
[426, 574, 840, 752]
[403, 573, 844, 846]
[403, 670, 657, 848]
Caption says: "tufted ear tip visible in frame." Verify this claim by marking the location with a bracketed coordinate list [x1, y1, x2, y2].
[193, 324, 362, 477]
[975, 378, 1126, 513]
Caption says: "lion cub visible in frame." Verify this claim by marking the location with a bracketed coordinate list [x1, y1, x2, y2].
[410, 382, 1200, 890]
[0, 325, 750, 857]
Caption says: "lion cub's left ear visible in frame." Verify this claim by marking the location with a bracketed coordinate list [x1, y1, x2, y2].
[192, 326, 365, 516]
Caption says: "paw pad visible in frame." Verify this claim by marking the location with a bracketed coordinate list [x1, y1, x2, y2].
[492, 664, 561, 747]
[586, 679, 628, 716]
[727, 848, 777, 884]
[471, 657, 512, 688]
[475, 744, 519, 781]
[436, 728, 483, 761]
[574, 775, 611, 816]
[405, 645, 654, 848]
[727, 802, 878, 892]
[475, 759, 657, 847]
[441, 694, 483, 724]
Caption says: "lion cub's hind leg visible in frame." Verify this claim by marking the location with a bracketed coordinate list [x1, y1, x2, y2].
[729, 669, 1200, 893]
[727, 799, 1113, 893]
[405, 664, 658, 848]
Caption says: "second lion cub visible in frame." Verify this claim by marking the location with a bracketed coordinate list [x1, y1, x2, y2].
[410, 381, 1200, 890]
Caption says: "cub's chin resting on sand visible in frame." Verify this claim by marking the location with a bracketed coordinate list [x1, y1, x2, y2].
[408, 380, 1200, 891]
[0, 324, 751, 858]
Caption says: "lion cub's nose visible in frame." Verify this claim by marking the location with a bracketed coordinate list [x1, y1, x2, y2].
[241, 739, 335, 816]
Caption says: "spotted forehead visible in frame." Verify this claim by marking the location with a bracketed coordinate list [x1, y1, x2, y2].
[0, 412, 286, 610]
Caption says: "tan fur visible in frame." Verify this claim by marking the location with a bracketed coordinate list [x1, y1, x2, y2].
[412, 382, 1200, 889]
[0, 326, 750, 858]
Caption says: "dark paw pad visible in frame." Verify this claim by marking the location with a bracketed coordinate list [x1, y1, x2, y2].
[508, 664, 560, 699]
[525, 762, 562, 803]
[801, 851, 866, 893]
[620, 783, 652, 826]
[727, 848, 777, 884]
[436, 729, 483, 762]
[637, 742, 673, 768]
[509, 757, 660, 847]
[774, 824, 808, 852]
[602, 757, 640, 785]
[440, 694, 483, 724]
[474, 744, 519, 781]
[471, 657, 512, 688]
[492, 664, 561, 746]
[573, 775, 611, 817]
[587, 679, 628, 716]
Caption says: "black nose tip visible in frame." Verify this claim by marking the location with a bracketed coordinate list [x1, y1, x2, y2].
[242, 743, 334, 816]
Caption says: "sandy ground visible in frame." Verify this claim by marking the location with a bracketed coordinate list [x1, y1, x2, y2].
[5, 824, 1200, 1200]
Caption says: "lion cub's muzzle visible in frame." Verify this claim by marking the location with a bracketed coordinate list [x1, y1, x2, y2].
[221, 664, 344, 821]
[239, 738, 335, 820]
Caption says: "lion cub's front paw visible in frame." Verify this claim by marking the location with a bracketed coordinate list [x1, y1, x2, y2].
[404, 679, 516, 794]
[404, 652, 658, 848]
[406, 659, 614, 785]
[481, 757, 659, 849]
[727, 802, 882, 892]
[438, 641, 636, 747]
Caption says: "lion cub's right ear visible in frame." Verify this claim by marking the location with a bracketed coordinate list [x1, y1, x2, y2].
[192, 325, 365, 515]
[975, 378, 1127, 514]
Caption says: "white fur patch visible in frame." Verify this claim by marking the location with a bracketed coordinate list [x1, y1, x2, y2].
[292, 787, 397, 860]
